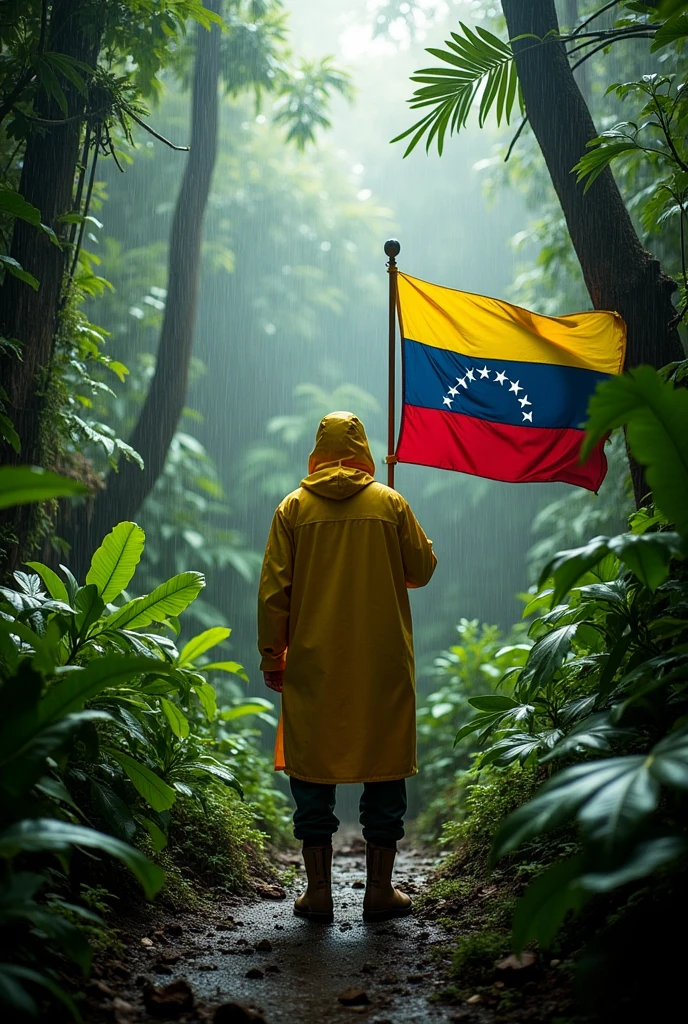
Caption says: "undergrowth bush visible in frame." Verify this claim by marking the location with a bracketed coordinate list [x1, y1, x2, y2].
[0, 498, 285, 1019]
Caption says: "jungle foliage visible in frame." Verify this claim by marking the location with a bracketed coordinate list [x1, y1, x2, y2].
[426, 363, 688, 1011]
[0, 481, 284, 1019]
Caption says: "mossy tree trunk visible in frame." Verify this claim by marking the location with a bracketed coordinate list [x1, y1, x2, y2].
[59, 0, 222, 572]
[0, 0, 100, 563]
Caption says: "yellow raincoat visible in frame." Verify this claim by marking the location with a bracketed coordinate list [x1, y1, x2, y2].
[257, 412, 437, 784]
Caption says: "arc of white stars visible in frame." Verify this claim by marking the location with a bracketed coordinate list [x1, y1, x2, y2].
[441, 366, 535, 425]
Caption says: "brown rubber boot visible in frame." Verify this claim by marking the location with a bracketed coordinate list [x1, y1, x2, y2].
[362, 843, 412, 922]
[293, 845, 334, 923]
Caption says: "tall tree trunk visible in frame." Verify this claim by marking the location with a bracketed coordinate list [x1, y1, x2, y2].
[501, 0, 684, 504]
[60, 0, 222, 572]
[0, 0, 99, 562]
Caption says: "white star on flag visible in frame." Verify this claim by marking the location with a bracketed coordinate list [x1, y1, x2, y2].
[448, 385, 459, 397]
[457, 377, 468, 388]
[442, 395, 453, 407]
[519, 395, 532, 408]
[478, 366, 490, 379]
[465, 368, 476, 382]
[509, 379, 523, 395]
[494, 370, 507, 385]
[522, 410, 533, 422]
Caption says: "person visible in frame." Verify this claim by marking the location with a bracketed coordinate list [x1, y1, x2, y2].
[257, 411, 436, 923]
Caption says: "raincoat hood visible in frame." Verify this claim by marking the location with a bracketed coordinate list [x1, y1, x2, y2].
[301, 412, 376, 501]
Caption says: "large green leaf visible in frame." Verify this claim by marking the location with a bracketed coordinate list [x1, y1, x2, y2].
[104, 572, 205, 631]
[521, 623, 579, 695]
[539, 537, 612, 605]
[0, 710, 111, 798]
[178, 626, 230, 667]
[491, 757, 648, 862]
[202, 660, 249, 681]
[0, 962, 81, 1020]
[106, 748, 176, 812]
[493, 728, 688, 864]
[607, 532, 684, 591]
[220, 698, 275, 721]
[583, 367, 688, 537]
[512, 855, 587, 953]
[579, 837, 687, 893]
[0, 467, 88, 510]
[159, 697, 189, 739]
[0, 188, 41, 226]
[650, 725, 688, 789]
[86, 522, 145, 604]
[0, 819, 164, 898]
[39, 656, 173, 726]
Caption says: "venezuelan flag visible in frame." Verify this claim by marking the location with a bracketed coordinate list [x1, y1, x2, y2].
[395, 274, 627, 491]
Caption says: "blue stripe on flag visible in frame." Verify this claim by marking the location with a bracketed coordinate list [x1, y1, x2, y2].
[403, 338, 610, 430]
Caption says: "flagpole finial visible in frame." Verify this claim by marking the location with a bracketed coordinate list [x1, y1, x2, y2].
[384, 239, 400, 265]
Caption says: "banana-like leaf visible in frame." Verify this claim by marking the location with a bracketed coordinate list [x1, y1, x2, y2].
[86, 522, 145, 604]
[106, 748, 176, 812]
[178, 626, 230, 667]
[135, 814, 168, 852]
[0, 819, 165, 898]
[104, 572, 205, 631]
[89, 780, 137, 842]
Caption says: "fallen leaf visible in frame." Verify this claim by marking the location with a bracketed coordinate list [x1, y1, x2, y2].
[254, 883, 286, 900]
[140, 937, 154, 948]
[466, 994, 482, 1004]
[142, 980, 194, 1019]
[338, 988, 370, 1006]
[255, 938, 273, 952]
[495, 952, 537, 972]
[245, 967, 264, 979]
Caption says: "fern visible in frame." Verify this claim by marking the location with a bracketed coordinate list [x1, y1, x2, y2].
[391, 22, 523, 157]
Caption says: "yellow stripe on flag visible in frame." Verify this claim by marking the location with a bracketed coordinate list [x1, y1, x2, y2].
[397, 273, 626, 375]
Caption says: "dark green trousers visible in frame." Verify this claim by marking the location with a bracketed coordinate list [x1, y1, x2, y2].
[289, 776, 407, 849]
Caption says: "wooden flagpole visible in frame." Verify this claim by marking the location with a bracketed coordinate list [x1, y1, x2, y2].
[384, 239, 400, 489]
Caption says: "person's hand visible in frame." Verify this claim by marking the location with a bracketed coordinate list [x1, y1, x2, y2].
[263, 670, 284, 693]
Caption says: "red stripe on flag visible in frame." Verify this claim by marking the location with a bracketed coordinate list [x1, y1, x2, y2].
[397, 405, 606, 491]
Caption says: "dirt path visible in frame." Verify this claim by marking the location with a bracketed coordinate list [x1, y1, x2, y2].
[87, 838, 464, 1024]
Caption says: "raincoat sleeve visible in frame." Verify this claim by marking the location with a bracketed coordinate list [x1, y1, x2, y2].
[257, 506, 294, 672]
[400, 502, 437, 589]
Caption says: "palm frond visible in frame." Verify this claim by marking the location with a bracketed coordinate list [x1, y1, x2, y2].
[391, 22, 524, 157]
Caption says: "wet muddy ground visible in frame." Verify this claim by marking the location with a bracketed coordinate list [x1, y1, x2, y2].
[85, 837, 468, 1024]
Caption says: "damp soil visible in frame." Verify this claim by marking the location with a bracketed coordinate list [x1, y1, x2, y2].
[82, 837, 575, 1024]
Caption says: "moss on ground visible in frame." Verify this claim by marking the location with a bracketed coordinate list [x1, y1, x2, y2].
[166, 785, 275, 896]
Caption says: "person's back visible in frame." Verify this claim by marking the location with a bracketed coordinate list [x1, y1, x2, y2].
[257, 411, 436, 922]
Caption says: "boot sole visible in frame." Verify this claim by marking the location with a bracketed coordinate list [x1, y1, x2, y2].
[362, 906, 413, 922]
[294, 907, 334, 924]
